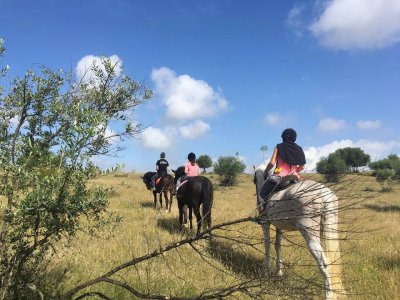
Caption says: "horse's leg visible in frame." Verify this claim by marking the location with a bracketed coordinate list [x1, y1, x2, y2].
[159, 190, 163, 208]
[164, 191, 169, 211]
[153, 191, 157, 209]
[275, 228, 283, 276]
[260, 223, 272, 275]
[169, 189, 173, 211]
[188, 205, 193, 230]
[299, 228, 333, 300]
[193, 205, 202, 236]
[178, 204, 184, 231]
[183, 204, 188, 226]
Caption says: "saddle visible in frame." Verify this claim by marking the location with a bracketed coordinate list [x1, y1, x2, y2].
[272, 174, 299, 193]
[260, 175, 299, 212]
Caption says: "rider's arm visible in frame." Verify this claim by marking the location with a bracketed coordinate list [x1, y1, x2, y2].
[264, 147, 278, 177]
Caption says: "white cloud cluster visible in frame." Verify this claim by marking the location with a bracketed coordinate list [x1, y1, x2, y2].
[304, 139, 400, 171]
[75, 54, 123, 85]
[286, 4, 306, 37]
[139, 67, 228, 149]
[140, 127, 175, 150]
[310, 0, 400, 50]
[356, 119, 381, 130]
[179, 120, 210, 139]
[151, 67, 228, 120]
[317, 118, 346, 132]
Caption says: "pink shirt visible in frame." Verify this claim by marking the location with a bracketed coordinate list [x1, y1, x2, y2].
[185, 161, 199, 177]
[274, 156, 300, 179]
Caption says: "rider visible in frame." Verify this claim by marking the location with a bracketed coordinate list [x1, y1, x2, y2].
[151, 152, 169, 191]
[259, 128, 306, 202]
[176, 152, 200, 191]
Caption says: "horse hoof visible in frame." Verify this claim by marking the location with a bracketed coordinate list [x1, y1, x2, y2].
[276, 270, 283, 277]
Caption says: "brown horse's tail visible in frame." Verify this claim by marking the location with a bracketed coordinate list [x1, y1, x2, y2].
[201, 179, 213, 230]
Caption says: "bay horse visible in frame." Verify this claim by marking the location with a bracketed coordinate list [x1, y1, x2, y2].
[141, 172, 175, 212]
[253, 166, 346, 300]
[172, 166, 213, 236]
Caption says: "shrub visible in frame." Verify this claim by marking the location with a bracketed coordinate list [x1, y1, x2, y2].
[214, 156, 246, 186]
[316, 153, 347, 183]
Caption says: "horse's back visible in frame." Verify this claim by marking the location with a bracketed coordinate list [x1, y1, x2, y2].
[268, 180, 333, 230]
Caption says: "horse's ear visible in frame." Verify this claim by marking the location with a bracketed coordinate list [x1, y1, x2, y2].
[253, 165, 256, 170]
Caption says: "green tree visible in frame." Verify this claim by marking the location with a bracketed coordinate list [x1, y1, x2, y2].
[375, 169, 395, 192]
[0, 44, 151, 298]
[334, 147, 370, 172]
[213, 156, 246, 186]
[197, 154, 213, 173]
[369, 154, 400, 171]
[369, 154, 400, 189]
[316, 153, 347, 183]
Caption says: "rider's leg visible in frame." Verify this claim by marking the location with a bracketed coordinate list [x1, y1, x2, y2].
[151, 173, 158, 190]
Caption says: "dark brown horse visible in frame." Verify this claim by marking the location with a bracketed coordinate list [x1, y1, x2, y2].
[141, 172, 175, 212]
[172, 166, 213, 236]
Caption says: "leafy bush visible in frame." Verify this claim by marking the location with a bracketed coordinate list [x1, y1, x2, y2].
[197, 154, 213, 173]
[0, 43, 151, 298]
[316, 153, 347, 183]
[369, 154, 400, 190]
[213, 156, 246, 186]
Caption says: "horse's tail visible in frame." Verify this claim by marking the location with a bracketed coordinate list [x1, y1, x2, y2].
[322, 188, 346, 299]
[201, 179, 213, 230]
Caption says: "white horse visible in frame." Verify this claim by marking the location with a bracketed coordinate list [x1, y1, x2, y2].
[254, 166, 346, 300]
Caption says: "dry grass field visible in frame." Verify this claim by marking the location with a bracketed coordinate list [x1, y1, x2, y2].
[51, 172, 399, 299]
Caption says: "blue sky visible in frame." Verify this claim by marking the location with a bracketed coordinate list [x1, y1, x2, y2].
[1, 0, 399, 172]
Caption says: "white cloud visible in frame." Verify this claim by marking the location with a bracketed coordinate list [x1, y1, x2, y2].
[317, 118, 346, 132]
[9, 115, 19, 128]
[151, 67, 228, 120]
[141, 126, 175, 149]
[304, 139, 400, 171]
[97, 124, 119, 144]
[310, 0, 400, 50]
[179, 120, 210, 139]
[286, 4, 306, 37]
[75, 55, 123, 85]
[264, 113, 280, 126]
[356, 119, 381, 130]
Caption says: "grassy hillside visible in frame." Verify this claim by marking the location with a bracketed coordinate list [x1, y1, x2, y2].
[51, 172, 399, 299]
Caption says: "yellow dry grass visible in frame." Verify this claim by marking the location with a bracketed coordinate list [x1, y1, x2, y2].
[46, 173, 400, 299]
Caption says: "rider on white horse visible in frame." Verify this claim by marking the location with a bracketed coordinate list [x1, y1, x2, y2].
[259, 128, 306, 209]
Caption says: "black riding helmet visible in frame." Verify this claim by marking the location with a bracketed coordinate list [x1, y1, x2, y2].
[160, 152, 166, 158]
[281, 128, 297, 142]
[187, 152, 196, 161]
